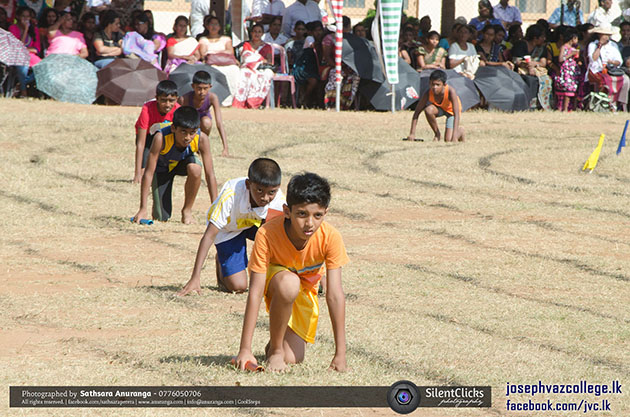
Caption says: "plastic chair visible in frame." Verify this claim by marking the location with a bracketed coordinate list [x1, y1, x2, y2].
[266, 43, 296, 108]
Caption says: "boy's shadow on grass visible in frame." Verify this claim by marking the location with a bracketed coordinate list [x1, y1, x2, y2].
[145, 284, 225, 293]
[160, 354, 266, 367]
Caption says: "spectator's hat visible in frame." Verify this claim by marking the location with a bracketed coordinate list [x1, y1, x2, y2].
[454, 16, 467, 25]
[591, 25, 613, 35]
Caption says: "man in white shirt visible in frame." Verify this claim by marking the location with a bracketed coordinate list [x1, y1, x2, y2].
[282, 0, 321, 37]
[493, 0, 522, 28]
[588, 0, 622, 40]
[249, 0, 286, 32]
[190, 0, 210, 38]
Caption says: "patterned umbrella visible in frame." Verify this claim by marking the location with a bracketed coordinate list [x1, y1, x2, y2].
[168, 63, 230, 104]
[96, 58, 168, 106]
[0, 28, 30, 67]
[33, 54, 98, 104]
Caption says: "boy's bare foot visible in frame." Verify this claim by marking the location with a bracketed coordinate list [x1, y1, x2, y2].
[181, 210, 194, 224]
[266, 353, 287, 372]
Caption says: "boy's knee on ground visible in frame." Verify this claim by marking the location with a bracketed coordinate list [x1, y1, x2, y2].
[269, 271, 300, 303]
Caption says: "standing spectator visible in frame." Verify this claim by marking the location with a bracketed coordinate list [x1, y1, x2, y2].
[469, 1, 503, 36]
[352, 23, 366, 38]
[281, 0, 320, 37]
[0, 0, 15, 24]
[617, 21, 630, 67]
[85, 0, 111, 25]
[493, 0, 522, 29]
[189, 0, 209, 38]
[249, 0, 285, 32]
[554, 28, 581, 111]
[548, 0, 584, 28]
[46, 12, 88, 58]
[449, 24, 480, 79]
[93, 9, 123, 69]
[588, 0, 622, 40]
[9, 6, 41, 97]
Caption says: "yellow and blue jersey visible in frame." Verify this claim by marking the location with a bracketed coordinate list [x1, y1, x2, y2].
[155, 122, 200, 173]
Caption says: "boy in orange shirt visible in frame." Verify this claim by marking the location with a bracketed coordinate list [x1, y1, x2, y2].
[406, 69, 465, 142]
[235, 173, 349, 372]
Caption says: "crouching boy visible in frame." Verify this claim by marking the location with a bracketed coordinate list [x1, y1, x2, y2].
[235, 173, 349, 372]
[133, 106, 218, 224]
[177, 158, 285, 294]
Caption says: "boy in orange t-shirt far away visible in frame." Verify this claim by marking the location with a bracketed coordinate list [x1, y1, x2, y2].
[235, 172, 349, 372]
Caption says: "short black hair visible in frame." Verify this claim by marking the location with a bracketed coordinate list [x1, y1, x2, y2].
[248, 158, 281, 187]
[342, 15, 351, 30]
[525, 24, 544, 41]
[306, 20, 323, 32]
[426, 30, 440, 39]
[620, 21, 630, 31]
[429, 69, 447, 84]
[192, 70, 212, 85]
[100, 9, 119, 29]
[172, 106, 200, 129]
[156, 80, 179, 97]
[286, 173, 331, 209]
[294, 20, 306, 29]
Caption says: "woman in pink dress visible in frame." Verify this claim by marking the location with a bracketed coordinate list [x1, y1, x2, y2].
[46, 11, 88, 58]
[9, 6, 41, 97]
[232, 23, 274, 109]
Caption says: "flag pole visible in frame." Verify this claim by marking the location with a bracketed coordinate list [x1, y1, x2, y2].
[391, 84, 395, 113]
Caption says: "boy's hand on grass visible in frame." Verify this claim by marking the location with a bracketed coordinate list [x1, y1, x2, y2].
[132, 173, 142, 184]
[221, 148, 230, 157]
[132, 209, 147, 224]
[176, 277, 202, 296]
[328, 354, 347, 372]
[235, 350, 257, 371]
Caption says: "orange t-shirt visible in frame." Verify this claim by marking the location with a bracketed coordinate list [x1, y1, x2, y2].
[429, 85, 461, 116]
[248, 215, 349, 291]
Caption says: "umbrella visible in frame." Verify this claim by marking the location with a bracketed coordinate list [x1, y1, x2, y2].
[359, 58, 422, 111]
[342, 33, 385, 83]
[0, 28, 30, 67]
[419, 69, 480, 111]
[168, 63, 230, 103]
[96, 58, 167, 106]
[33, 54, 98, 104]
[473, 66, 532, 111]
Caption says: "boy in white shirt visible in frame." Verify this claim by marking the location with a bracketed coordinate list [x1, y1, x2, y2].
[177, 158, 285, 294]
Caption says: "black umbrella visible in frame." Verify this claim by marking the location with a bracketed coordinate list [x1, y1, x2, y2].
[473, 66, 532, 111]
[418, 69, 480, 111]
[359, 58, 423, 111]
[342, 33, 385, 83]
[168, 63, 230, 103]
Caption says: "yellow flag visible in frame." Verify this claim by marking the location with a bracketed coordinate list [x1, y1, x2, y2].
[582, 134, 606, 171]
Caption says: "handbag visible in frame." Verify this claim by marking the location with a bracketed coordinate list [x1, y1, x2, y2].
[205, 52, 239, 66]
[606, 63, 625, 76]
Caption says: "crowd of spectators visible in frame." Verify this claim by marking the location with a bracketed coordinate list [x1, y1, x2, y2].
[2, 0, 630, 111]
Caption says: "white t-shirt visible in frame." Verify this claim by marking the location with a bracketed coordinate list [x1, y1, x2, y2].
[207, 177, 286, 244]
[190, 0, 210, 38]
[448, 42, 477, 73]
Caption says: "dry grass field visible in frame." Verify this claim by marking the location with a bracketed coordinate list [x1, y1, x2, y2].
[0, 98, 629, 417]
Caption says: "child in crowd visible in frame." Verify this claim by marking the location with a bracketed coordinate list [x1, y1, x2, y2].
[177, 158, 284, 294]
[554, 28, 581, 112]
[235, 173, 349, 372]
[132, 106, 218, 224]
[133, 80, 181, 183]
[179, 70, 230, 157]
[406, 69, 465, 142]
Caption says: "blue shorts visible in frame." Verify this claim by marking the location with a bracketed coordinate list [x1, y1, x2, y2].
[436, 108, 455, 129]
[215, 227, 259, 277]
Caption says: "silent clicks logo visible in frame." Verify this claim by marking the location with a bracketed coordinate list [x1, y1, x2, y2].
[387, 381, 420, 414]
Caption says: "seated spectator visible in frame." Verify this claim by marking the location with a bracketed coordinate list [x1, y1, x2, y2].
[548, 0, 583, 28]
[352, 23, 366, 38]
[9, 6, 41, 97]
[417, 15, 431, 39]
[0, 7, 8, 30]
[126, 9, 144, 33]
[285, 20, 307, 67]
[399, 26, 420, 68]
[469, 0, 503, 37]
[123, 12, 167, 69]
[198, 15, 239, 106]
[263, 15, 288, 46]
[46, 12, 88, 58]
[512, 24, 552, 110]
[324, 15, 359, 110]
[494, 24, 507, 46]
[293, 20, 327, 108]
[80, 12, 97, 62]
[417, 30, 446, 71]
[165, 15, 201, 73]
[587, 25, 629, 110]
[618, 21, 630, 67]
[554, 27, 581, 111]
[504, 22, 522, 50]
[476, 24, 512, 69]
[443, 22, 463, 52]
[546, 25, 567, 79]
[493, 0, 522, 29]
[85, 0, 112, 25]
[93, 10, 123, 69]
[232, 23, 274, 108]
[448, 24, 480, 79]
[38, 7, 57, 39]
